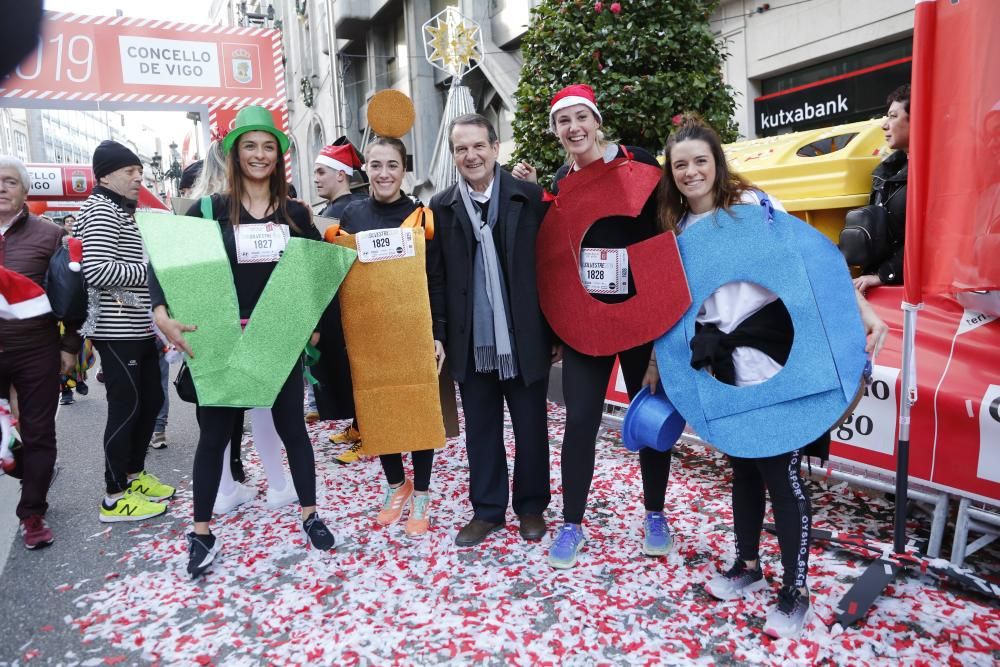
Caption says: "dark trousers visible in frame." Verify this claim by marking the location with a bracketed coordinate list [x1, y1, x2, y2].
[380, 449, 435, 491]
[192, 363, 316, 523]
[194, 406, 245, 468]
[730, 448, 812, 588]
[458, 369, 550, 524]
[560, 342, 673, 524]
[93, 338, 163, 494]
[0, 342, 59, 519]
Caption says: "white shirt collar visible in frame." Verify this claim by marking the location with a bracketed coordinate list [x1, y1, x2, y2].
[465, 176, 495, 204]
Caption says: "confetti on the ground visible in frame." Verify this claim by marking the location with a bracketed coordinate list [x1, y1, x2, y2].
[52, 400, 1000, 665]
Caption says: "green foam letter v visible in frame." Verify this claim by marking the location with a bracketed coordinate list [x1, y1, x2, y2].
[137, 213, 356, 407]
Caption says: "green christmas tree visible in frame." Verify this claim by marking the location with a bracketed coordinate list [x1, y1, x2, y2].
[512, 0, 737, 188]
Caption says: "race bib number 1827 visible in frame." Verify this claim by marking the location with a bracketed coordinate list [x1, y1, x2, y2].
[236, 223, 290, 264]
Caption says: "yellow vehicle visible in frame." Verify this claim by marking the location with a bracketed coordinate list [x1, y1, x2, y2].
[723, 119, 889, 243]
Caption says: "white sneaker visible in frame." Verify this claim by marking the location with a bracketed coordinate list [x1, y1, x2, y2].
[213, 482, 257, 515]
[764, 586, 811, 639]
[265, 476, 298, 509]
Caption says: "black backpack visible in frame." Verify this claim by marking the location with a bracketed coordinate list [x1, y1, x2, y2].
[44, 237, 88, 321]
[839, 203, 892, 267]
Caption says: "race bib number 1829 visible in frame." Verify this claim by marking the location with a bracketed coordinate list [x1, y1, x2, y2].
[356, 228, 416, 263]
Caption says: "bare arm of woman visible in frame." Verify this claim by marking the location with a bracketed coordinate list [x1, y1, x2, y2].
[855, 289, 889, 357]
[153, 305, 197, 357]
[641, 349, 659, 393]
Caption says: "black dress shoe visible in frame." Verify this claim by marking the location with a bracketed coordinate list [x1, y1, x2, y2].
[518, 514, 547, 541]
[454, 519, 504, 546]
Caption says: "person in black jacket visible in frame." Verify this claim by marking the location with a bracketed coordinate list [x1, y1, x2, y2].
[311, 142, 369, 456]
[855, 84, 909, 292]
[427, 114, 555, 548]
[152, 106, 336, 578]
[315, 143, 365, 221]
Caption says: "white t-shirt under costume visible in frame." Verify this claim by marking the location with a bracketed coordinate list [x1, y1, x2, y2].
[680, 191, 789, 387]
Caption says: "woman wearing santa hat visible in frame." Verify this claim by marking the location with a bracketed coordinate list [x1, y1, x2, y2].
[151, 106, 336, 578]
[513, 84, 675, 569]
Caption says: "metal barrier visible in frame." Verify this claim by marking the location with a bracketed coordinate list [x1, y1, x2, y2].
[600, 410, 951, 558]
[951, 498, 1000, 568]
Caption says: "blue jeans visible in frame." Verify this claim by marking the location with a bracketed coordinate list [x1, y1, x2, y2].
[154, 350, 169, 432]
[305, 378, 317, 412]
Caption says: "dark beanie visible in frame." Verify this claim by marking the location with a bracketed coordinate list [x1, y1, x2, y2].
[92, 140, 142, 180]
[178, 160, 203, 191]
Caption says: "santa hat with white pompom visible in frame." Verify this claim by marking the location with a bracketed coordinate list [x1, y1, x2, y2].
[0, 267, 51, 320]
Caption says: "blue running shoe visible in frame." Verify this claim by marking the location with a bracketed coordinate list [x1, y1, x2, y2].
[642, 511, 673, 556]
[548, 523, 585, 569]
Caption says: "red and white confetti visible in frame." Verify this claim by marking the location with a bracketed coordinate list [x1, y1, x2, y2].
[42, 401, 1000, 665]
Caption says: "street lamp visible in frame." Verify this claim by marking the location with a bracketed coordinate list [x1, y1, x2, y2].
[149, 152, 163, 181]
[165, 141, 183, 193]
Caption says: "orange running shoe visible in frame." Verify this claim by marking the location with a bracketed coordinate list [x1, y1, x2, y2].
[376, 480, 414, 526]
[404, 493, 431, 537]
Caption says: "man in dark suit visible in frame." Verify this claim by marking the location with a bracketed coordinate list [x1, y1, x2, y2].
[427, 114, 557, 546]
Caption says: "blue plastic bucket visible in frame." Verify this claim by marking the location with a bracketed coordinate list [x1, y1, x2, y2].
[622, 386, 685, 453]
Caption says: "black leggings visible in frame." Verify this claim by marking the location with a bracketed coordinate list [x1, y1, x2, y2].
[195, 406, 245, 465]
[192, 364, 316, 522]
[379, 450, 434, 492]
[730, 448, 812, 588]
[93, 338, 164, 494]
[560, 342, 673, 524]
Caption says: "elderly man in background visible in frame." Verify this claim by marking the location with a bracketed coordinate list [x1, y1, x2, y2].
[0, 156, 79, 549]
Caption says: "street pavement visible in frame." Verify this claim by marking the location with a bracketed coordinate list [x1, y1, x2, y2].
[0, 374, 200, 664]
[0, 364, 570, 665]
[1, 366, 998, 665]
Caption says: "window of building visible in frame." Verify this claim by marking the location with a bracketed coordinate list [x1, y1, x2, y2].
[14, 132, 28, 161]
[386, 13, 408, 93]
[339, 40, 368, 140]
[0, 109, 12, 155]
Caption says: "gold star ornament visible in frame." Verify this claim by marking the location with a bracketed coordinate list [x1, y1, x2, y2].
[422, 7, 483, 77]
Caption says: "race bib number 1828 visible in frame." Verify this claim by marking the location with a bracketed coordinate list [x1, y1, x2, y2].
[580, 247, 629, 295]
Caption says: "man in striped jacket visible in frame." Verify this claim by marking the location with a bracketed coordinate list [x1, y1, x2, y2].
[77, 140, 175, 523]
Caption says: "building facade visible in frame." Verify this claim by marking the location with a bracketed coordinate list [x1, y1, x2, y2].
[713, 0, 914, 139]
[212, 0, 540, 203]
[215, 0, 916, 197]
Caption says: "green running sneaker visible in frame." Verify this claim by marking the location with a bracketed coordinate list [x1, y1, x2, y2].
[127, 471, 175, 501]
[99, 489, 168, 523]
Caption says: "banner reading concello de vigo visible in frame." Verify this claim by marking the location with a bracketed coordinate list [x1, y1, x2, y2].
[0, 10, 288, 164]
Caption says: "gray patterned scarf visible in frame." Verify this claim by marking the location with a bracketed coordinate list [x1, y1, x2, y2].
[458, 165, 518, 380]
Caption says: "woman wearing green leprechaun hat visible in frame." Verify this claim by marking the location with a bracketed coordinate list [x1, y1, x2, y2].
[150, 105, 337, 578]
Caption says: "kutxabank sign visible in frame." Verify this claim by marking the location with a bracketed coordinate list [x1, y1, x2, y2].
[0, 11, 284, 108]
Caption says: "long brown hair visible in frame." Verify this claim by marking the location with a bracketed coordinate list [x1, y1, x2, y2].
[657, 113, 753, 233]
[226, 135, 300, 232]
